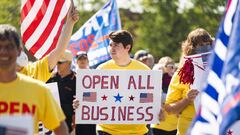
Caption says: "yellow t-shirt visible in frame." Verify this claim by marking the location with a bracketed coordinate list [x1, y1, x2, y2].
[96, 59, 150, 135]
[165, 72, 195, 135]
[0, 73, 65, 133]
[150, 112, 178, 131]
[19, 56, 52, 82]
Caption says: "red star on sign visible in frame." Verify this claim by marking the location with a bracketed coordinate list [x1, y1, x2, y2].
[101, 95, 107, 101]
[129, 95, 135, 101]
[227, 129, 233, 135]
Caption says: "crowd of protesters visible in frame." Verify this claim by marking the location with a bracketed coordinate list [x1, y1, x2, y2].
[0, 1, 214, 134]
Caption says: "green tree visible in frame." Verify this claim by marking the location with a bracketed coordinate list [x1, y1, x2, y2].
[135, 0, 226, 62]
[0, 0, 20, 28]
[0, 0, 226, 63]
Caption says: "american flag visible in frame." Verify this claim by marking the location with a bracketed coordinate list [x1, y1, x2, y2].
[83, 92, 97, 102]
[188, 0, 240, 134]
[140, 93, 153, 103]
[20, 0, 71, 59]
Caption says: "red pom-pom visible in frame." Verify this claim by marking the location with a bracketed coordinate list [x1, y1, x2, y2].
[178, 58, 195, 85]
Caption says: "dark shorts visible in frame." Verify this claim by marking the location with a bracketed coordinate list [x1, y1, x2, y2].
[151, 128, 177, 135]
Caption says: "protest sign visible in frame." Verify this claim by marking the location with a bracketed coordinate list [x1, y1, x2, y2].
[0, 115, 33, 135]
[184, 52, 211, 111]
[39, 82, 60, 135]
[75, 69, 162, 124]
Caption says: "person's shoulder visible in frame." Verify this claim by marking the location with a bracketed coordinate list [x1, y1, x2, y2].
[17, 73, 48, 89]
[97, 59, 114, 69]
[131, 59, 150, 70]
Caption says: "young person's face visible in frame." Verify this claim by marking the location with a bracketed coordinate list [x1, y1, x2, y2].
[109, 40, 130, 60]
[0, 39, 20, 70]
[77, 58, 89, 69]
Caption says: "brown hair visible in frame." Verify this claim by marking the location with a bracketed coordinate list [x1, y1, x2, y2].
[181, 28, 212, 56]
[0, 24, 20, 48]
[108, 30, 133, 53]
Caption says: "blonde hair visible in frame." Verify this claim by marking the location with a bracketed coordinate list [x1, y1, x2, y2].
[153, 56, 175, 71]
[158, 56, 174, 67]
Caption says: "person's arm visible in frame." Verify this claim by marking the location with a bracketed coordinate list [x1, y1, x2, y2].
[165, 89, 199, 114]
[48, 4, 79, 70]
[53, 121, 69, 135]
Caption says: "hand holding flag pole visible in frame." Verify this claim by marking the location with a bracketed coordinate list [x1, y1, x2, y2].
[47, 0, 79, 70]
[67, 0, 79, 23]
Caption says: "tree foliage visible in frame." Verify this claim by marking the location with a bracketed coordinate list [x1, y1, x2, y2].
[0, 0, 20, 28]
[135, 0, 226, 62]
[0, 0, 226, 63]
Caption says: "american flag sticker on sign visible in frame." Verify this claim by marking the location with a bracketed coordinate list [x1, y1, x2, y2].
[140, 93, 153, 103]
[83, 92, 97, 102]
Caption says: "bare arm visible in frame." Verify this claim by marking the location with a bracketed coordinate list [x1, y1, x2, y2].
[165, 89, 199, 114]
[53, 121, 69, 135]
[48, 3, 79, 70]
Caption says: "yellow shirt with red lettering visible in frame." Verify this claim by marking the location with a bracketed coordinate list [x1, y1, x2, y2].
[0, 73, 65, 133]
[20, 56, 52, 82]
[165, 72, 195, 135]
[96, 59, 150, 135]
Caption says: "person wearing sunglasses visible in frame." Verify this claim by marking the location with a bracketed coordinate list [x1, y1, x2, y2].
[47, 50, 76, 133]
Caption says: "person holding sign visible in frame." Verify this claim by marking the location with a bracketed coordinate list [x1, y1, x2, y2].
[73, 30, 161, 134]
[47, 50, 76, 133]
[164, 28, 213, 135]
[97, 30, 151, 135]
[0, 24, 69, 134]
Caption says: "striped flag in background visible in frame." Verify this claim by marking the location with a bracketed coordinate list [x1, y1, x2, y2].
[189, 0, 240, 134]
[20, 0, 71, 59]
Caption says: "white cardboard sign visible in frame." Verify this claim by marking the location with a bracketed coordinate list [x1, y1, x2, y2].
[39, 82, 60, 135]
[76, 69, 162, 124]
[184, 52, 211, 111]
[0, 115, 33, 135]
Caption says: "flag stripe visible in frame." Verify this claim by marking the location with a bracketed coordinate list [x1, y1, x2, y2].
[38, 19, 65, 59]
[21, 0, 35, 22]
[189, 0, 239, 134]
[21, 0, 70, 59]
[21, 0, 44, 35]
[24, 0, 59, 50]
[215, 39, 227, 61]
[34, 1, 69, 58]
[22, 0, 50, 42]
[21, 0, 28, 10]
[207, 71, 226, 95]
[211, 55, 224, 77]
[32, 0, 69, 58]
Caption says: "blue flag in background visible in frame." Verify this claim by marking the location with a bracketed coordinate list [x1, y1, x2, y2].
[68, 0, 121, 68]
[189, 0, 240, 134]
